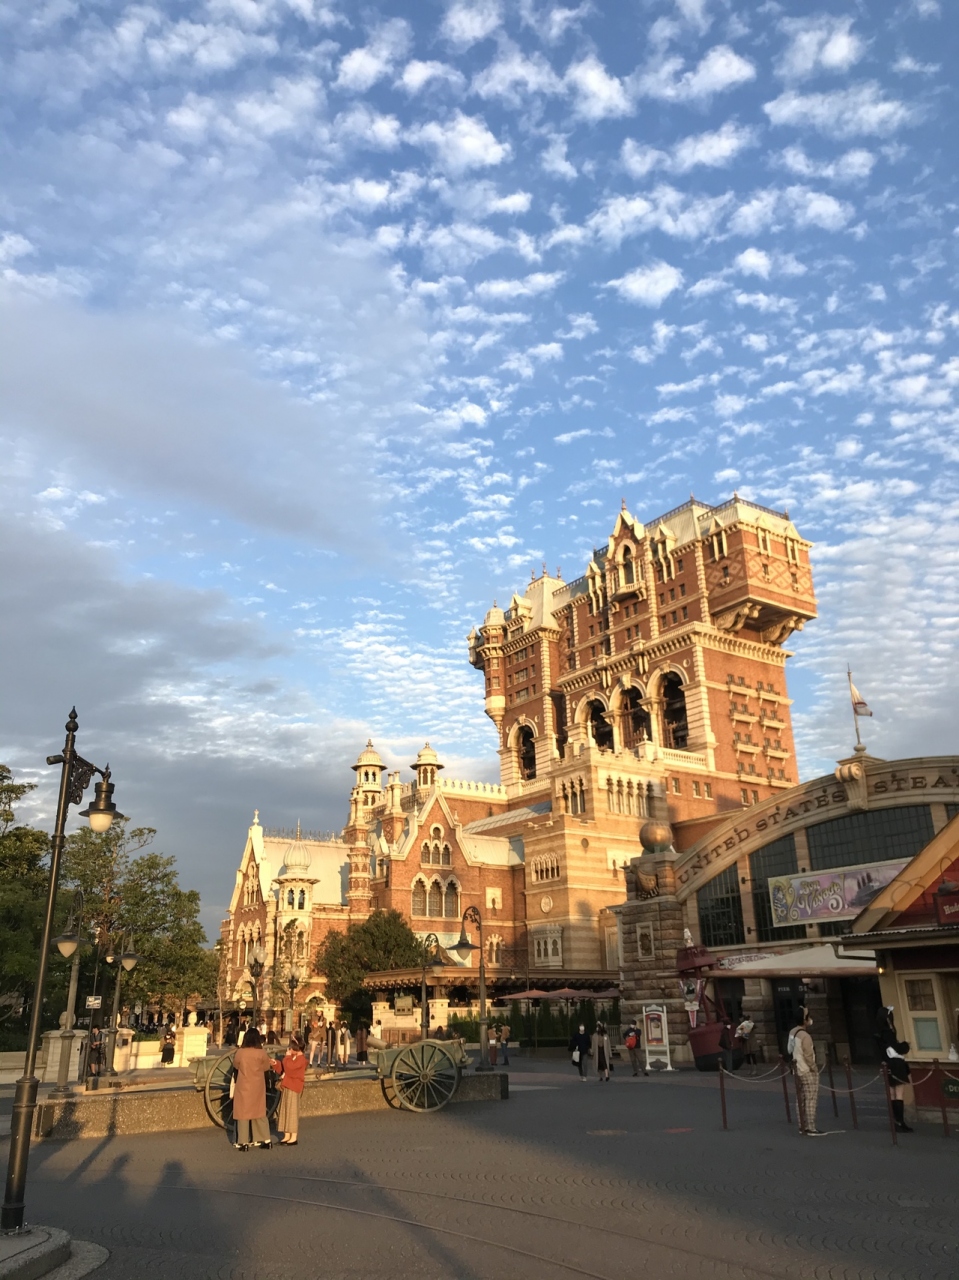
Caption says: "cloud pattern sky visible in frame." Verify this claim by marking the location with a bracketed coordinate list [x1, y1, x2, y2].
[0, 0, 956, 924]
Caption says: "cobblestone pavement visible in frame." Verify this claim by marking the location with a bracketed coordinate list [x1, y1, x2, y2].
[15, 1057, 957, 1280]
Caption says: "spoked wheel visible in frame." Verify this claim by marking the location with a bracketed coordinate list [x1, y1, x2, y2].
[390, 1041, 460, 1112]
[203, 1050, 282, 1129]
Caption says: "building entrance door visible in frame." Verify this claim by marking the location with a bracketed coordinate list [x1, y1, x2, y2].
[840, 975, 882, 1063]
[771, 978, 805, 1055]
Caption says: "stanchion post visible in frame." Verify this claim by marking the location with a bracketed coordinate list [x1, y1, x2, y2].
[933, 1060, 949, 1138]
[718, 1065, 728, 1130]
[779, 1055, 792, 1125]
[880, 1063, 898, 1147]
[792, 1067, 806, 1135]
[843, 1056, 858, 1130]
[826, 1054, 839, 1118]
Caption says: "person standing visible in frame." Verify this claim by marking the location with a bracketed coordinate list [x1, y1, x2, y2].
[307, 1019, 322, 1068]
[789, 1008, 822, 1136]
[735, 1016, 756, 1067]
[876, 1006, 914, 1133]
[325, 1018, 337, 1071]
[591, 1022, 612, 1083]
[569, 1024, 590, 1081]
[338, 1020, 352, 1066]
[624, 1020, 648, 1076]
[355, 1021, 369, 1064]
[160, 1025, 176, 1067]
[499, 1022, 510, 1066]
[232, 1027, 273, 1150]
[272, 1033, 306, 1146]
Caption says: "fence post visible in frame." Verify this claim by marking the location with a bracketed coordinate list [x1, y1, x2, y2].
[843, 1057, 858, 1130]
[880, 1063, 898, 1147]
[826, 1054, 839, 1118]
[718, 1065, 728, 1130]
[779, 1055, 792, 1125]
[933, 1060, 949, 1138]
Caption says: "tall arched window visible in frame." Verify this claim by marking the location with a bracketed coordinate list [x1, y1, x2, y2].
[662, 672, 689, 750]
[428, 881, 443, 917]
[622, 687, 652, 748]
[588, 700, 614, 751]
[517, 724, 536, 780]
[296, 930, 305, 959]
[297, 889, 305, 910]
[444, 881, 459, 917]
[421, 841, 432, 865]
[286, 888, 294, 907]
[622, 546, 634, 584]
[441, 844, 452, 867]
[486, 936, 502, 965]
[411, 880, 427, 916]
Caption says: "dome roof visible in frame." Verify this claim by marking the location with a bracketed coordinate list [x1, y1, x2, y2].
[281, 829, 312, 874]
[352, 739, 384, 773]
[412, 742, 444, 771]
[484, 604, 506, 628]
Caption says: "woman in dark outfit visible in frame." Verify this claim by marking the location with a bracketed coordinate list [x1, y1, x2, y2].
[876, 1006, 913, 1133]
[569, 1024, 591, 1080]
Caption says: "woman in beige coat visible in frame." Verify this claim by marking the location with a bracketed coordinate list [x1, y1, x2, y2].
[591, 1022, 612, 1083]
[232, 1027, 272, 1150]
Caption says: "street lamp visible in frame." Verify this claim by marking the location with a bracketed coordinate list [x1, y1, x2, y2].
[103, 934, 140, 1081]
[287, 962, 305, 1036]
[249, 944, 266, 1027]
[2, 708, 123, 1233]
[419, 933, 441, 1040]
[50, 890, 86, 1098]
[451, 906, 492, 1072]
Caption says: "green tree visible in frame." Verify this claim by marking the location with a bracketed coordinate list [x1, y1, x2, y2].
[314, 910, 424, 1008]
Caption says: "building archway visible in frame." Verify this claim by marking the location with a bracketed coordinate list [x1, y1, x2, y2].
[517, 724, 537, 780]
[660, 671, 689, 750]
[587, 699, 614, 751]
[621, 686, 652, 748]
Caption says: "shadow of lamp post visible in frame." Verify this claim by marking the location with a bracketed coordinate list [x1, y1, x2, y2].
[1, 708, 123, 1233]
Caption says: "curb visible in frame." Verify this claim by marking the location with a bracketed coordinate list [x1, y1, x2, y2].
[0, 1227, 71, 1280]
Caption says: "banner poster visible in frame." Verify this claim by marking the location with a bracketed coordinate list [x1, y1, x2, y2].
[768, 858, 909, 927]
[642, 1003, 673, 1071]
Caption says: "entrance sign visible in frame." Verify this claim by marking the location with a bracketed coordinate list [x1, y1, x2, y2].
[769, 859, 908, 926]
[642, 1003, 673, 1071]
[394, 996, 414, 1017]
[85, 996, 102, 1010]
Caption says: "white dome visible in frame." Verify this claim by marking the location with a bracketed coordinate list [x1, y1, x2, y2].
[281, 836, 312, 875]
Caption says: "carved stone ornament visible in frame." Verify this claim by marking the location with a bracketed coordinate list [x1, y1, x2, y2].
[762, 616, 805, 647]
[636, 871, 660, 900]
[540, 895, 553, 914]
[835, 760, 868, 811]
[713, 602, 761, 633]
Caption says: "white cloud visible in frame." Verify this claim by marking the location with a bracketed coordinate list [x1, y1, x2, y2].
[588, 187, 732, 247]
[441, 0, 501, 49]
[607, 262, 684, 307]
[776, 16, 865, 81]
[502, 341, 563, 378]
[622, 121, 754, 177]
[835, 436, 862, 458]
[630, 320, 676, 363]
[408, 112, 510, 172]
[542, 134, 576, 179]
[399, 60, 465, 94]
[565, 54, 632, 120]
[779, 145, 875, 182]
[734, 247, 772, 278]
[472, 43, 564, 102]
[560, 313, 598, 339]
[764, 83, 916, 139]
[334, 19, 410, 92]
[334, 105, 402, 150]
[728, 185, 853, 235]
[634, 45, 755, 103]
[0, 233, 35, 265]
[476, 271, 564, 299]
[674, 0, 711, 32]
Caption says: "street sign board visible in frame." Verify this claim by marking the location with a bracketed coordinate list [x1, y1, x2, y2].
[85, 996, 102, 1010]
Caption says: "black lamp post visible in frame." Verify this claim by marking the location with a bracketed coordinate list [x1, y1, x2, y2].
[451, 906, 492, 1072]
[50, 890, 85, 1098]
[2, 709, 122, 1233]
[103, 934, 140, 1080]
[419, 933, 440, 1040]
[249, 944, 266, 1027]
[287, 963, 304, 1036]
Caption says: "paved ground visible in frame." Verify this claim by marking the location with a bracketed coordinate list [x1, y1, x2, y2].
[7, 1056, 956, 1280]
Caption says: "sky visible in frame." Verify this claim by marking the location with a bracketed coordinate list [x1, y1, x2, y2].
[1, 0, 957, 933]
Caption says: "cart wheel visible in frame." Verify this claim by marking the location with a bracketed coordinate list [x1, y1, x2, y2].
[204, 1051, 282, 1129]
[390, 1041, 460, 1112]
[380, 1074, 402, 1108]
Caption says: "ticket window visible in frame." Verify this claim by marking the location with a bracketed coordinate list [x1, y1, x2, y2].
[897, 974, 951, 1059]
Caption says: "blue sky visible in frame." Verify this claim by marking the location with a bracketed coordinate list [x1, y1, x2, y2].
[1, 0, 956, 927]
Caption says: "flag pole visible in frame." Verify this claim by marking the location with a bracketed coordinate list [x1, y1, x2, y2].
[847, 667, 862, 749]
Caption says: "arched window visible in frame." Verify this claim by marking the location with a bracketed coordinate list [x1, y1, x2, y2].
[297, 889, 305, 910]
[550, 937, 560, 957]
[622, 687, 652, 748]
[588, 700, 614, 751]
[296, 930, 305, 959]
[287, 888, 294, 907]
[517, 724, 536, 780]
[487, 936, 502, 965]
[662, 672, 689, 750]
[561, 782, 570, 814]
[444, 881, 459, 918]
[615, 779, 624, 814]
[421, 842, 431, 865]
[431, 842, 442, 865]
[428, 881, 443, 917]
[411, 880, 427, 916]
[622, 546, 634, 584]
[441, 844, 452, 867]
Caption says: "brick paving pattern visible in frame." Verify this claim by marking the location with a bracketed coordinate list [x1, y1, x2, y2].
[17, 1059, 958, 1280]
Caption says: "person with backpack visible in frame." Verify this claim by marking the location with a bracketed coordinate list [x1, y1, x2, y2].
[788, 1008, 822, 1136]
[624, 1020, 648, 1076]
[876, 1006, 913, 1133]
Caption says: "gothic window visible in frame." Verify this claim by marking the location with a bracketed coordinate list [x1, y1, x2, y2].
[287, 889, 294, 907]
[298, 889, 305, 910]
[606, 778, 613, 812]
[561, 782, 570, 814]
[622, 687, 651, 748]
[518, 724, 536, 780]
[296, 930, 305, 959]
[411, 880, 427, 916]
[487, 936, 502, 965]
[570, 784, 579, 816]
[421, 842, 431, 865]
[661, 673, 689, 750]
[622, 546, 634, 584]
[587, 700, 614, 751]
[444, 880, 459, 918]
[550, 938, 560, 958]
[428, 881, 443, 917]
[579, 778, 587, 814]
[441, 844, 452, 867]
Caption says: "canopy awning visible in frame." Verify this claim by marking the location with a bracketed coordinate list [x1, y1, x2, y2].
[707, 944, 877, 978]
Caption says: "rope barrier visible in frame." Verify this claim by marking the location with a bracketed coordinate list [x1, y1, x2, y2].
[718, 1064, 785, 1083]
[720, 1065, 884, 1093]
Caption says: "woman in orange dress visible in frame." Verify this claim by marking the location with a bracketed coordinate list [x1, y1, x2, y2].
[272, 1033, 307, 1146]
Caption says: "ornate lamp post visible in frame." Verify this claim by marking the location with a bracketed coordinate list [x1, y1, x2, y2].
[451, 906, 492, 1072]
[287, 962, 305, 1036]
[103, 935, 140, 1080]
[50, 890, 86, 1098]
[419, 933, 440, 1040]
[2, 709, 122, 1233]
[249, 944, 266, 1027]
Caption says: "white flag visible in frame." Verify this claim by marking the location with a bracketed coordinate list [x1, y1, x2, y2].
[850, 681, 873, 717]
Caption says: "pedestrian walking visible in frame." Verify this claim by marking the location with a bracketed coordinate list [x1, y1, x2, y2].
[160, 1025, 176, 1066]
[591, 1022, 612, 1083]
[569, 1024, 591, 1080]
[624, 1019, 648, 1076]
[325, 1018, 337, 1070]
[499, 1022, 510, 1066]
[355, 1021, 369, 1064]
[307, 1018, 322, 1067]
[272, 1033, 306, 1146]
[232, 1027, 273, 1150]
[788, 1008, 822, 1136]
[876, 1006, 914, 1133]
[735, 1017, 756, 1066]
[338, 1020, 352, 1065]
